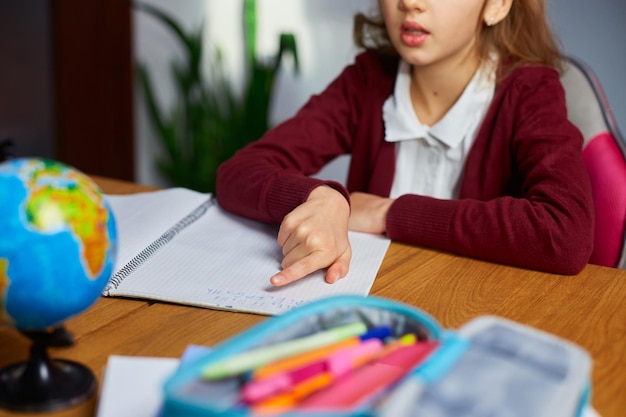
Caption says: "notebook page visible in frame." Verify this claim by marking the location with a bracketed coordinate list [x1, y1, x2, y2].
[106, 188, 211, 272]
[109, 204, 391, 315]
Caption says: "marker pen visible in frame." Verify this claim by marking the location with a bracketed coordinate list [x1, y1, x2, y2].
[297, 341, 439, 411]
[243, 338, 384, 403]
[251, 325, 391, 379]
[201, 322, 367, 380]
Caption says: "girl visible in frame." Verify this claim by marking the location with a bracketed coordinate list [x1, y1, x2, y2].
[216, 0, 594, 286]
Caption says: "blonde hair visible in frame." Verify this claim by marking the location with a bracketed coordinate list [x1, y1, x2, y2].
[354, 0, 564, 75]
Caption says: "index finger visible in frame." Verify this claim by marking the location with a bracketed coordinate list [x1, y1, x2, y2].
[269, 250, 329, 286]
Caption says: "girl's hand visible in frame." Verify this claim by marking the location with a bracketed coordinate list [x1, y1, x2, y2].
[270, 186, 351, 286]
[348, 192, 393, 235]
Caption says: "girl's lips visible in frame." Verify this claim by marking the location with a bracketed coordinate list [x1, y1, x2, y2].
[400, 21, 429, 47]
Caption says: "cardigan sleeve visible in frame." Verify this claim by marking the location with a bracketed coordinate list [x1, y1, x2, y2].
[216, 52, 381, 224]
[385, 67, 595, 275]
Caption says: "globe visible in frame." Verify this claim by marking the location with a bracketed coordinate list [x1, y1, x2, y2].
[0, 158, 117, 411]
[0, 158, 117, 330]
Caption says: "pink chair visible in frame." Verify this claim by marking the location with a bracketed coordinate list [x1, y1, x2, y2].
[561, 56, 626, 269]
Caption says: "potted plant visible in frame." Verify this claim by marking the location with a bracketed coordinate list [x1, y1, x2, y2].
[135, 0, 299, 192]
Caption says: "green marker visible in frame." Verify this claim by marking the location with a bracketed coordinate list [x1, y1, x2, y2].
[202, 322, 368, 380]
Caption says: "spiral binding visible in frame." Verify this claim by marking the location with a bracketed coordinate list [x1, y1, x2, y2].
[102, 197, 214, 295]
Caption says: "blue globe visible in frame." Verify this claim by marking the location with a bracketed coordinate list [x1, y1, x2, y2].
[0, 158, 117, 330]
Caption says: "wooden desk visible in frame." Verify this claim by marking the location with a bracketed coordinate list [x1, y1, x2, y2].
[1, 176, 625, 417]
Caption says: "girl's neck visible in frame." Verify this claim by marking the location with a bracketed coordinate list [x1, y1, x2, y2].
[409, 55, 481, 126]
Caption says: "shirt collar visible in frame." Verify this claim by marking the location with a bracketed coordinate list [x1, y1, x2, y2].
[383, 59, 496, 148]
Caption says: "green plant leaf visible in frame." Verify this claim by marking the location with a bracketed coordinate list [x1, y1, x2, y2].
[277, 33, 300, 74]
[243, 0, 257, 72]
[135, 2, 195, 56]
[136, 1, 299, 193]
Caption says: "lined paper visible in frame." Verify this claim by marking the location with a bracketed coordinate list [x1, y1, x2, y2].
[104, 188, 391, 315]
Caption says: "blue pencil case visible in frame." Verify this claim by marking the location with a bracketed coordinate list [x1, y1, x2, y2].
[161, 295, 592, 417]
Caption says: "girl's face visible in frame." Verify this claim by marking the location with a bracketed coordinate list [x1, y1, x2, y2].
[380, 0, 486, 69]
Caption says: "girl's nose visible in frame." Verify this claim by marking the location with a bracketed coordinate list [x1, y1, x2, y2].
[398, 0, 426, 12]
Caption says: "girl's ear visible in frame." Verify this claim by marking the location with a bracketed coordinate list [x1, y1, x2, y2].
[483, 0, 513, 26]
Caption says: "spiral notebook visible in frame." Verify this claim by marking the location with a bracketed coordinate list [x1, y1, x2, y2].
[102, 188, 391, 315]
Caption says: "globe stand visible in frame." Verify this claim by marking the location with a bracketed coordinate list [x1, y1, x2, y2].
[0, 325, 97, 412]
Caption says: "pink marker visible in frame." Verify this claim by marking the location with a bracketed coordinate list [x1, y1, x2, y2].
[242, 338, 383, 404]
[297, 341, 439, 411]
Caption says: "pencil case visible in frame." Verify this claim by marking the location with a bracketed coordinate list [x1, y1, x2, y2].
[161, 295, 592, 417]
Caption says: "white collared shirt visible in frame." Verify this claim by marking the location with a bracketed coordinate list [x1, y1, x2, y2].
[383, 59, 496, 199]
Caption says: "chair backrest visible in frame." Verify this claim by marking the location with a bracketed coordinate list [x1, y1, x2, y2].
[561, 56, 626, 269]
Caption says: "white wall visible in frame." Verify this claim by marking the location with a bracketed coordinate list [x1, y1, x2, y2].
[205, 1, 378, 125]
[133, 0, 206, 187]
[548, 0, 626, 138]
[134, 0, 374, 187]
[133, 0, 626, 188]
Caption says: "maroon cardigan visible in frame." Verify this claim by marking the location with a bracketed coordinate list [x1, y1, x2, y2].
[217, 50, 594, 275]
